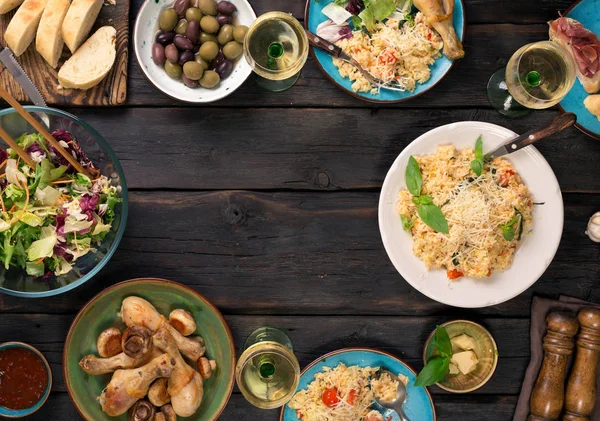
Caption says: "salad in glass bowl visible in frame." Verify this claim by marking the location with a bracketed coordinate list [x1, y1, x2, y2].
[0, 129, 121, 279]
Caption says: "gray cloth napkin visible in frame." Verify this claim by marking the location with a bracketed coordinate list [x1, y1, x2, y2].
[513, 296, 600, 421]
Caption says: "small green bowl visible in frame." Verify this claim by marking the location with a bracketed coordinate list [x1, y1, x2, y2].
[63, 278, 235, 421]
[423, 320, 498, 393]
[0, 342, 52, 418]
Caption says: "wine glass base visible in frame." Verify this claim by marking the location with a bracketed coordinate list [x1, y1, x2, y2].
[487, 68, 531, 118]
[253, 71, 301, 92]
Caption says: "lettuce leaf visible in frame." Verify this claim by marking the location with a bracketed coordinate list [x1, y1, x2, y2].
[2, 235, 15, 270]
[359, 0, 396, 30]
[20, 212, 43, 227]
[26, 226, 57, 261]
[34, 186, 63, 206]
[63, 217, 93, 234]
[26, 261, 45, 276]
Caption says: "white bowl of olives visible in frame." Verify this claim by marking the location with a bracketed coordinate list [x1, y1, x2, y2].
[134, 0, 256, 103]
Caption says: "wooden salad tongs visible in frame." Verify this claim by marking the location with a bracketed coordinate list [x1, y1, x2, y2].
[0, 85, 90, 177]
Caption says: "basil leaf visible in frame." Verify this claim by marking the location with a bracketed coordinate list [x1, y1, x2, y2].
[401, 215, 414, 232]
[414, 356, 450, 387]
[406, 156, 422, 197]
[502, 225, 515, 241]
[417, 203, 449, 234]
[435, 326, 453, 358]
[474, 135, 483, 160]
[470, 159, 483, 177]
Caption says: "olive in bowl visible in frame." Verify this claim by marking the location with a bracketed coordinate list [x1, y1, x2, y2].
[149, 0, 248, 92]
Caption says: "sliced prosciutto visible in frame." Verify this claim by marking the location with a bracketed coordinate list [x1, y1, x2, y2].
[549, 17, 600, 78]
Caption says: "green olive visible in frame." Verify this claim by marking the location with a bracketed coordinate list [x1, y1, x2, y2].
[199, 70, 220, 88]
[222, 40, 242, 60]
[183, 61, 204, 80]
[197, 0, 217, 16]
[200, 15, 219, 34]
[232, 25, 248, 43]
[164, 61, 183, 78]
[199, 41, 219, 61]
[185, 7, 203, 22]
[217, 24, 233, 46]
[199, 32, 217, 44]
[159, 8, 178, 32]
[175, 19, 188, 35]
[194, 55, 209, 69]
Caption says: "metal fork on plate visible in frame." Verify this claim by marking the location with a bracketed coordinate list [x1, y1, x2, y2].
[305, 29, 406, 92]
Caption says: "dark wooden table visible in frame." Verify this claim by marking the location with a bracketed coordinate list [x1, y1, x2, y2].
[2, 0, 600, 419]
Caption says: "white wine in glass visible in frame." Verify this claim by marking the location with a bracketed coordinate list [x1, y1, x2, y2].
[487, 41, 576, 117]
[236, 327, 300, 409]
[243, 12, 308, 92]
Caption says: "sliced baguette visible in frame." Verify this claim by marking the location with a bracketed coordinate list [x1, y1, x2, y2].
[4, 0, 48, 56]
[0, 0, 24, 15]
[58, 26, 116, 89]
[61, 0, 103, 53]
[584, 95, 600, 121]
[36, 0, 70, 68]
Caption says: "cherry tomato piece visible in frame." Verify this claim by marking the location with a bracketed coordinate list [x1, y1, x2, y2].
[447, 269, 464, 280]
[322, 388, 340, 407]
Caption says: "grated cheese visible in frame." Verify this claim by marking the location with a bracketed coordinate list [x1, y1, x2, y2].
[397, 144, 534, 278]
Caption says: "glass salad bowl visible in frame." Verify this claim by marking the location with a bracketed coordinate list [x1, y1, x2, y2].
[0, 106, 128, 298]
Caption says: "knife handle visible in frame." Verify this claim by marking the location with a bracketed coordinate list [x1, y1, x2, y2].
[506, 112, 577, 153]
[305, 30, 344, 59]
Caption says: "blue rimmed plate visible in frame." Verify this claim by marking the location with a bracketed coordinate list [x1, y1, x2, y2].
[304, 0, 465, 103]
[558, 0, 600, 139]
[280, 348, 436, 421]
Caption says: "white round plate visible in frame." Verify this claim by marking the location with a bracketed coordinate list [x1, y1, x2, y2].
[378, 122, 563, 308]
[134, 0, 256, 103]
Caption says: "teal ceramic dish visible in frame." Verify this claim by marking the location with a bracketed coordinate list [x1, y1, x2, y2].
[63, 278, 235, 421]
[558, 0, 600, 139]
[304, 0, 465, 103]
[280, 348, 436, 421]
[0, 342, 52, 418]
[0, 107, 128, 298]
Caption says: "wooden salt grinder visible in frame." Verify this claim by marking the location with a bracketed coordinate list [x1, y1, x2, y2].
[528, 312, 579, 421]
[563, 308, 600, 421]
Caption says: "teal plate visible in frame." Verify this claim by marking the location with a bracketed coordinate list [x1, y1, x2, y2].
[304, 0, 465, 103]
[558, 0, 600, 139]
[280, 348, 436, 421]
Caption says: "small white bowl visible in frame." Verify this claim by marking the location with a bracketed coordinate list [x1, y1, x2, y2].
[134, 0, 256, 103]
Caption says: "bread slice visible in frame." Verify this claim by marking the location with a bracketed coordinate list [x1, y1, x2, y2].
[61, 0, 103, 53]
[36, 0, 70, 68]
[0, 0, 24, 15]
[58, 26, 116, 89]
[4, 0, 48, 56]
[584, 95, 600, 121]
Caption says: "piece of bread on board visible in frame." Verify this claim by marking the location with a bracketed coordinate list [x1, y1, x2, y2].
[584, 95, 600, 121]
[58, 26, 116, 89]
[61, 0, 103, 53]
[4, 0, 48, 56]
[36, 0, 70, 68]
[0, 0, 24, 15]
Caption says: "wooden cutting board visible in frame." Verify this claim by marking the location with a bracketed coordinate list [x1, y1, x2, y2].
[0, 0, 129, 106]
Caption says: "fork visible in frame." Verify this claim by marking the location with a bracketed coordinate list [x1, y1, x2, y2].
[305, 29, 406, 92]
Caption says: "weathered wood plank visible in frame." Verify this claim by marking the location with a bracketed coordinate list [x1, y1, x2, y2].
[125, 24, 552, 108]
[0, 191, 598, 315]
[26, 392, 518, 421]
[62, 107, 600, 192]
[0, 314, 531, 394]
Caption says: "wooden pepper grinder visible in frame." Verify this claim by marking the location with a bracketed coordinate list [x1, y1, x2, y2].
[563, 308, 600, 421]
[528, 312, 579, 421]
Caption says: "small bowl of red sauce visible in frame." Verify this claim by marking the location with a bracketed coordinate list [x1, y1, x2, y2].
[0, 342, 52, 418]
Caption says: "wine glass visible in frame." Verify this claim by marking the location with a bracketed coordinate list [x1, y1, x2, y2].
[487, 40, 577, 117]
[243, 12, 308, 92]
[235, 327, 300, 409]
